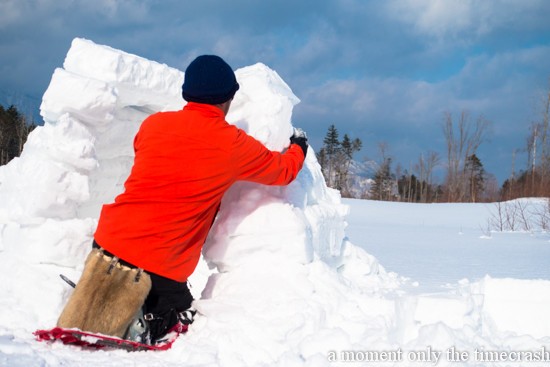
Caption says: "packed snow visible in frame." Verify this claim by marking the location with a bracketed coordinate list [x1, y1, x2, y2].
[0, 38, 549, 366]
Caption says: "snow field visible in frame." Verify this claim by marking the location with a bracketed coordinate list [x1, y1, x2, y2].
[0, 38, 548, 366]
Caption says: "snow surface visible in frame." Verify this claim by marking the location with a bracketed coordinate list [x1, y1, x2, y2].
[345, 199, 550, 292]
[0, 38, 549, 366]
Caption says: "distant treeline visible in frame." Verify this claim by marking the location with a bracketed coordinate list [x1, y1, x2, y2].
[318, 89, 550, 203]
[0, 104, 37, 165]
[3, 95, 549, 203]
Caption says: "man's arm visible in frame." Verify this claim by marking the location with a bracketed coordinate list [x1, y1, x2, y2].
[231, 129, 307, 186]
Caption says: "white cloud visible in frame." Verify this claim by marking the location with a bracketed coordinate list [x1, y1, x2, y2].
[296, 43, 550, 150]
[78, 0, 151, 20]
[0, 0, 151, 29]
[387, 0, 550, 43]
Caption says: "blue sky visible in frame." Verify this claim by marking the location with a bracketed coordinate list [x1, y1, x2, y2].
[1, 0, 549, 184]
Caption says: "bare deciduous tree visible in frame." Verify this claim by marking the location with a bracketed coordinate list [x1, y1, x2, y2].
[414, 151, 440, 203]
[538, 85, 550, 195]
[369, 142, 397, 201]
[442, 110, 490, 202]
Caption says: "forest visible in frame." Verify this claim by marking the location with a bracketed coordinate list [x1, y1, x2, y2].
[0, 104, 36, 166]
[317, 87, 550, 203]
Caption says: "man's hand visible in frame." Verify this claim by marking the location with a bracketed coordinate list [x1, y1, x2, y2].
[290, 127, 308, 157]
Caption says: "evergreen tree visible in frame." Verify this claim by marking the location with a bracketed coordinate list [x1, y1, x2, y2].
[369, 158, 394, 201]
[318, 124, 340, 187]
[0, 104, 36, 165]
[397, 173, 420, 202]
[464, 154, 485, 202]
[323, 124, 340, 156]
[317, 125, 362, 196]
[336, 134, 362, 195]
[341, 134, 362, 160]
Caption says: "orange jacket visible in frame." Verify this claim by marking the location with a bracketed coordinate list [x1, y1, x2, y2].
[94, 102, 305, 282]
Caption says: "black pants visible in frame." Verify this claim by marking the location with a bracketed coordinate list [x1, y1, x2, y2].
[144, 272, 193, 315]
[92, 241, 194, 316]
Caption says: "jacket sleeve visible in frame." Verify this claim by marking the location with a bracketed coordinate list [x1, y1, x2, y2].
[231, 129, 305, 185]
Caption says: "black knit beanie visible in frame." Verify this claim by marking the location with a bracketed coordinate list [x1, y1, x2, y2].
[181, 55, 240, 105]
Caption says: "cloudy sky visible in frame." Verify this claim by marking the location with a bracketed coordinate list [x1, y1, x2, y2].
[1, 0, 549, 184]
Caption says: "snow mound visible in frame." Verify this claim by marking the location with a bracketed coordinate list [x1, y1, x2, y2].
[0, 38, 400, 365]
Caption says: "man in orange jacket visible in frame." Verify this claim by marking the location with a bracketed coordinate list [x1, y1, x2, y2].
[57, 55, 308, 344]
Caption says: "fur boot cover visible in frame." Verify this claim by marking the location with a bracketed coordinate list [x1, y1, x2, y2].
[57, 249, 152, 338]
